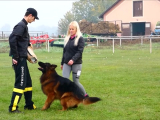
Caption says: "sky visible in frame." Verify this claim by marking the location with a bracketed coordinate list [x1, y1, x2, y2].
[0, 0, 77, 35]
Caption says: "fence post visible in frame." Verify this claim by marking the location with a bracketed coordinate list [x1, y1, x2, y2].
[96, 38, 98, 47]
[150, 38, 152, 53]
[46, 39, 47, 50]
[2, 31, 3, 39]
[141, 36, 143, 45]
[48, 39, 49, 52]
[120, 37, 121, 46]
[113, 38, 114, 53]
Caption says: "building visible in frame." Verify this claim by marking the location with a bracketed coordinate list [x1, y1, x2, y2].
[99, 0, 160, 36]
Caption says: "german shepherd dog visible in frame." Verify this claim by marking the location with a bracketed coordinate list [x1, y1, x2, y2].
[38, 61, 101, 111]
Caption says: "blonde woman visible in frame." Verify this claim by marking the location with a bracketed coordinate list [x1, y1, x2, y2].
[61, 21, 89, 97]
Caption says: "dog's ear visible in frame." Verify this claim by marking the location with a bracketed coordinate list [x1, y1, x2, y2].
[53, 64, 57, 68]
[50, 64, 57, 70]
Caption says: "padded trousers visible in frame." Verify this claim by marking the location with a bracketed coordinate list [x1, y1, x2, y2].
[9, 58, 34, 112]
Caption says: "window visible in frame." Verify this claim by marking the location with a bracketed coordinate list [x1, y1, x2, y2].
[133, 1, 143, 17]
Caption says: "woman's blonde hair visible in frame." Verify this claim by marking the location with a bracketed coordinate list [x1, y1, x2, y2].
[64, 21, 82, 47]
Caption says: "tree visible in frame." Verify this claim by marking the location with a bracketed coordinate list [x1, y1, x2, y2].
[72, 0, 94, 22]
[91, 0, 117, 21]
[58, 11, 75, 34]
[58, 0, 117, 34]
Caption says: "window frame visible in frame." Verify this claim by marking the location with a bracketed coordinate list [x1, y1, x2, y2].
[133, 0, 143, 17]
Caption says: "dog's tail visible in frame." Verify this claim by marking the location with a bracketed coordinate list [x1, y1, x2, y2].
[82, 97, 101, 105]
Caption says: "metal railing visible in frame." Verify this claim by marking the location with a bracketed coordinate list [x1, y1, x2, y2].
[1, 35, 160, 53]
[0, 31, 47, 39]
[93, 35, 160, 53]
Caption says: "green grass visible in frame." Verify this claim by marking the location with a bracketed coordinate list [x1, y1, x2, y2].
[0, 44, 160, 120]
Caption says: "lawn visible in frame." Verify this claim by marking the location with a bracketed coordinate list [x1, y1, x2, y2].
[0, 44, 160, 120]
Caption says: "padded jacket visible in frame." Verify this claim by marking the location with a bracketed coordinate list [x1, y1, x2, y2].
[9, 19, 30, 59]
[61, 36, 85, 65]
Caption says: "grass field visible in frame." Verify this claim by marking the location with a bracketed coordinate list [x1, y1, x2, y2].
[0, 44, 160, 120]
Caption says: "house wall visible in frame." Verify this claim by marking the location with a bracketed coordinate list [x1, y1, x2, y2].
[103, 0, 160, 32]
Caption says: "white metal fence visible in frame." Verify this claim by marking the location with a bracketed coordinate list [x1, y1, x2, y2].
[47, 35, 160, 53]
[1, 35, 160, 53]
[94, 35, 160, 53]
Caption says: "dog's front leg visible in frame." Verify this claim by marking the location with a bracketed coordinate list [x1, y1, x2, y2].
[41, 93, 55, 110]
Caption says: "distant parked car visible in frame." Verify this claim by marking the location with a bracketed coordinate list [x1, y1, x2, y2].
[151, 21, 160, 35]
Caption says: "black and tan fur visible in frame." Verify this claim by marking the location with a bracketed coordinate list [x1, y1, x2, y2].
[38, 61, 101, 111]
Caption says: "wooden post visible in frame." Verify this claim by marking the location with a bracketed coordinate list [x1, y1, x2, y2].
[141, 36, 143, 45]
[96, 38, 98, 47]
[150, 38, 152, 53]
[48, 39, 49, 52]
[113, 39, 114, 53]
[2, 31, 3, 39]
[46, 39, 48, 50]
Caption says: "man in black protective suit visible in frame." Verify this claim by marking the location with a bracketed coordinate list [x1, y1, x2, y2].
[8, 8, 39, 113]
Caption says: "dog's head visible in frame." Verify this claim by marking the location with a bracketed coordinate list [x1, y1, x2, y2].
[38, 61, 57, 74]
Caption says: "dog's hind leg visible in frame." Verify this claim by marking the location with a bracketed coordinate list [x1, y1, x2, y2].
[60, 92, 79, 111]
[41, 93, 55, 110]
[60, 97, 79, 111]
[60, 92, 72, 111]
[61, 104, 68, 111]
